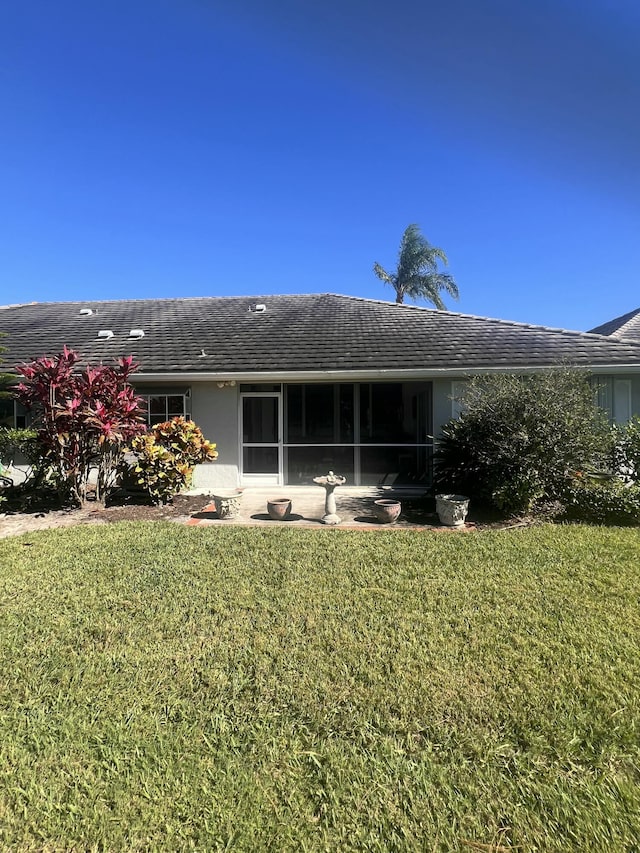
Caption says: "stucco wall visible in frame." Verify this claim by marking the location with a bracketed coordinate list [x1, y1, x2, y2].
[190, 382, 240, 490]
[432, 379, 457, 444]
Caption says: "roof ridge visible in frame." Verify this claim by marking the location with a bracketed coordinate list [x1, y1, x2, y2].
[0, 293, 359, 312]
[0, 294, 329, 307]
[5, 293, 640, 352]
[589, 307, 640, 336]
[324, 294, 640, 344]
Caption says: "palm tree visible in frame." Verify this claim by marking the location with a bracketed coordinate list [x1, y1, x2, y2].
[373, 224, 459, 307]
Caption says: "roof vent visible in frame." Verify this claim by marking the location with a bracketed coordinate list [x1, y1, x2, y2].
[97, 330, 114, 340]
[79, 308, 94, 316]
[129, 329, 145, 339]
[249, 303, 266, 313]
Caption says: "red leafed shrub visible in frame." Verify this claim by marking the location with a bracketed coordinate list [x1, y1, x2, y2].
[15, 347, 146, 506]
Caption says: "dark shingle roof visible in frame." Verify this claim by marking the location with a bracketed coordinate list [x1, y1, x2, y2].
[2, 294, 640, 376]
[589, 308, 640, 341]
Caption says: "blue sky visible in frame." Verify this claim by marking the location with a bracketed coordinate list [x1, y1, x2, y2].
[2, 0, 639, 331]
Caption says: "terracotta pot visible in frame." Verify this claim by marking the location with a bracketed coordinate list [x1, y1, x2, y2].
[435, 494, 469, 527]
[373, 499, 401, 524]
[267, 498, 292, 520]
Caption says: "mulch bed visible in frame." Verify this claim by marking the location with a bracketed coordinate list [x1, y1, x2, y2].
[91, 494, 213, 524]
[0, 493, 214, 539]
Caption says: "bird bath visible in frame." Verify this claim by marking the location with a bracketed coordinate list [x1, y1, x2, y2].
[313, 470, 347, 525]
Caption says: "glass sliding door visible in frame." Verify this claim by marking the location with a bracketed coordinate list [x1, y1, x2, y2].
[241, 393, 282, 484]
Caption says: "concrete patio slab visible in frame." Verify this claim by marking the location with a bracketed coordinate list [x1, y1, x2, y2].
[183, 485, 472, 530]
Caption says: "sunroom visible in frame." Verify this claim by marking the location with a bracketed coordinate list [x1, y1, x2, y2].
[238, 380, 433, 487]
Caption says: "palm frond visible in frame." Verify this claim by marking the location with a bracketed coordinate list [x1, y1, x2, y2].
[372, 262, 395, 286]
[430, 246, 449, 267]
[405, 273, 458, 309]
[438, 273, 459, 300]
[374, 224, 459, 308]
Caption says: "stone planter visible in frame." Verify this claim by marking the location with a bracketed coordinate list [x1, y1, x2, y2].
[373, 499, 401, 524]
[267, 498, 292, 520]
[435, 494, 469, 527]
[213, 490, 243, 519]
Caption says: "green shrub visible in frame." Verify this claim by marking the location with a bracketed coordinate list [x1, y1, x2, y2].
[0, 427, 39, 465]
[128, 418, 217, 504]
[147, 416, 218, 475]
[0, 427, 41, 507]
[128, 433, 192, 504]
[434, 370, 611, 515]
[561, 475, 640, 525]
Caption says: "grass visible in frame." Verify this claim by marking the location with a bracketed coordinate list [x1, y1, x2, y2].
[0, 523, 639, 851]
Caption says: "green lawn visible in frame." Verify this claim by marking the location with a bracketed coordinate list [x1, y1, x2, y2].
[1, 523, 639, 851]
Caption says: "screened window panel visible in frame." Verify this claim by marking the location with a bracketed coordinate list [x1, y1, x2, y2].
[286, 446, 354, 485]
[359, 446, 432, 487]
[359, 383, 430, 443]
[242, 397, 278, 443]
[286, 384, 353, 444]
[614, 379, 632, 424]
[243, 446, 279, 474]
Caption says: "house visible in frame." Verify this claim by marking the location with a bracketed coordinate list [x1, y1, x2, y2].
[2, 294, 640, 490]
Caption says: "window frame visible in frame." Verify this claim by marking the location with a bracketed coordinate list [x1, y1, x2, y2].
[135, 388, 192, 427]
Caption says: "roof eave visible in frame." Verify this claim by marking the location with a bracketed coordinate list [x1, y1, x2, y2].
[132, 363, 640, 382]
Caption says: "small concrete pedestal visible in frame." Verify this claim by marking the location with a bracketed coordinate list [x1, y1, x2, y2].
[313, 471, 347, 525]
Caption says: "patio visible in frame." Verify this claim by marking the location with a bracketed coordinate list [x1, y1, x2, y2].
[184, 485, 467, 530]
